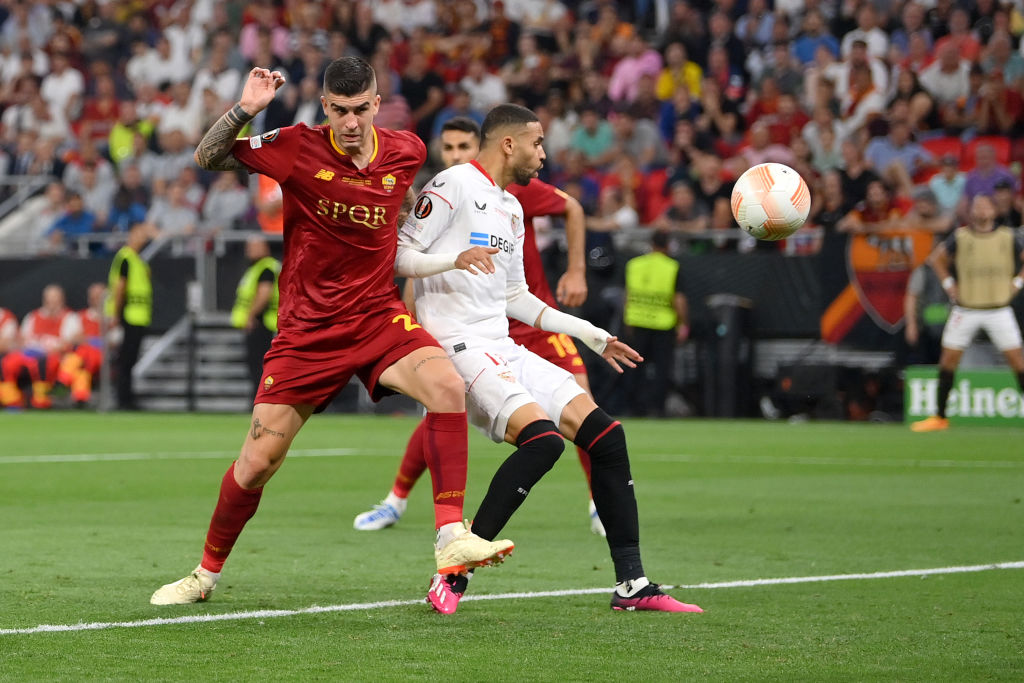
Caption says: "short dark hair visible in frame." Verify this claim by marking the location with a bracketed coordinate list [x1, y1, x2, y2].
[323, 57, 376, 96]
[480, 104, 539, 145]
[441, 116, 481, 139]
[652, 229, 670, 249]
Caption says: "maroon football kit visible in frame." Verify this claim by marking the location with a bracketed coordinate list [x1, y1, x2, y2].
[232, 124, 437, 408]
[506, 179, 586, 373]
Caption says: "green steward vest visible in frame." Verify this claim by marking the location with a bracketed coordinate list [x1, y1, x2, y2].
[624, 251, 679, 330]
[231, 257, 280, 332]
[106, 246, 152, 326]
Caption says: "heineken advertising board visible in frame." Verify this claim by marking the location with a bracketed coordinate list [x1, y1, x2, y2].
[905, 366, 1024, 425]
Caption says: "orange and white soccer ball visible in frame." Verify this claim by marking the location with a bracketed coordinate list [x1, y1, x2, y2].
[730, 163, 811, 241]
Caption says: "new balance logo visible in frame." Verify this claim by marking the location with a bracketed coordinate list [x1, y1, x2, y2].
[314, 169, 335, 181]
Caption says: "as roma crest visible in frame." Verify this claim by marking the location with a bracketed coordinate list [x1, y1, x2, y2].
[846, 229, 933, 332]
[382, 173, 397, 193]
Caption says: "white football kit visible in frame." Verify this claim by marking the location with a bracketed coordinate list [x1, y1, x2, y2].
[398, 161, 590, 442]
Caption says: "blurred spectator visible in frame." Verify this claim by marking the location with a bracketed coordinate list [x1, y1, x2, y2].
[981, 32, 1024, 86]
[753, 41, 804, 96]
[706, 10, 746, 74]
[585, 185, 635, 277]
[371, 0, 438, 37]
[77, 72, 120, 148]
[863, 120, 931, 194]
[889, 2, 931, 59]
[25, 137, 62, 179]
[44, 191, 96, 255]
[374, 69, 412, 132]
[73, 162, 116, 227]
[694, 77, 742, 153]
[975, 70, 1023, 136]
[190, 40, 243, 110]
[963, 144, 1018, 202]
[902, 263, 948, 366]
[993, 179, 1023, 228]
[629, 74, 662, 122]
[254, 174, 283, 234]
[157, 81, 201, 145]
[793, 9, 839, 65]
[201, 171, 250, 236]
[108, 172, 149, 235]
[0, 1, 52, 52]
[655, 41, 701, 100]
[126, 36, 188, 91]
[239, 1, 290, 63]
[401, 51, 445, 141]
[79, 0, 127, 67]
[735, 0, 775, 50]
[346, 2, 389, 58]
[928, 154, 967, 218]
[838, 140, 881, 213]
[692, 154, 734, 234]
[824, 39, 889, 102]
[568, 103, 615, 167]
[840, 4, 888, 60]
[838, 63, 885, 140]
[887, 69, 937, 133]
[39, 51, 83, 123]
[57, 282, 109, 406]
[608, 104, 666, 171]
[146, 182, 198, 242]
[919, 42, 971, 109]
[500, 32, 553, 108]
[504, 0, 568, 37]
[460, 57, 508, 112]
[552, 149, 600, 211]
[63, 138, 116, 194]
[653, 180, 710, 240]
[9, 284, 79, 410]
[151, 129, 196, 189]
[607, 34, 662, 104]
[933, 7, 981, 63]
[838, 180, 910, 234]
[537, 89, 576, 166]
[430, 86, 484, 140]
[901, 187, 955, 235]
[738, 119, 796, 167]
[658, 86, 699, 143]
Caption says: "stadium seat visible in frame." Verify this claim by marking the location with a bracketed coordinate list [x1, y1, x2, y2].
[962, 136, 1011, 171]
[919, 136, 962, 164]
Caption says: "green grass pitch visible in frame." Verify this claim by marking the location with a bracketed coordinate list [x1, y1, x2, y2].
[1, 413, 1022, 680]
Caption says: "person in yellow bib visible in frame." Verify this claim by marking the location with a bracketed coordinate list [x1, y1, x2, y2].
[231, 235, 280, 401]
[107, 222, 153, 410]
[621, 229, 689, 417]
[911, 195, 1024, 432]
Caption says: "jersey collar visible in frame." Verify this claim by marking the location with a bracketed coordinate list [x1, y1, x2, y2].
[329, 126, 379, 166]
[469, 159, 497, 186]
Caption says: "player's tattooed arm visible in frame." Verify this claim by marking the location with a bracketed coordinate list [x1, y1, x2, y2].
[194, 104, 252, 171]
[251, 416, 286, 440]
[397, 188, 416, 226]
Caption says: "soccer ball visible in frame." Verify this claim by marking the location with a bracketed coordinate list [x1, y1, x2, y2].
[730, 163, 811, 241]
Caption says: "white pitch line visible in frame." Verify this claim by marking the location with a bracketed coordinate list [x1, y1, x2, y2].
[2, 561, 1021, 636]
[2, 449, 1021, 469]
[0, 448, 393, 464]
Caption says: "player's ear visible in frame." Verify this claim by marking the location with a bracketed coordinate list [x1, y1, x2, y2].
[502, 135, 515, 155]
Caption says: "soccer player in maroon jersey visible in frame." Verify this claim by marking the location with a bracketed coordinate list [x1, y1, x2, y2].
[353, 117, 607, 536]
[150, 58, 513, 605]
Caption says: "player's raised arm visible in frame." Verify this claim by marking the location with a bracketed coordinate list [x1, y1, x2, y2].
[555, 193, 588, 307]
[194, 67, 287, 171]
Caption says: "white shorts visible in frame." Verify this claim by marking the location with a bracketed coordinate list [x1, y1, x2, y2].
[448, 336, 586, 443]
[941, 305, 1024, 351]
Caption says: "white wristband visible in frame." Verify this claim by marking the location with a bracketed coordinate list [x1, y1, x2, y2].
[942, 276, 955, 290]
[1013, 276, 1024, 291]
[537, 307, 610, 355]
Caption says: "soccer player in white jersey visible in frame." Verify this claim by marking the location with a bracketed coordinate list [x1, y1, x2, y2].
[395, 104, 703, 614]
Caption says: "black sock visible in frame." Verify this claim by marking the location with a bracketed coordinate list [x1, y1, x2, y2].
[936, 368, 955, 418]
[470, 420, 563, 541]
[1016, 372, 1024, 394]
[574, 408, 644, 583]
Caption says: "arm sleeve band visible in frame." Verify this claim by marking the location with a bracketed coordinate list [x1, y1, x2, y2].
[394, 244, 458, 278]
[505, 282, 610, 355]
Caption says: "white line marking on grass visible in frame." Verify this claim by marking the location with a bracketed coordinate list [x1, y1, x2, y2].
[0, 448, 392, 464]
[2, 561, 1021, 636]
[639, 453, 1024, 469]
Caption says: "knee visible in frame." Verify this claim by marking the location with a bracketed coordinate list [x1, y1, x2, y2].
[235, 444, 285, 488]
[423, 369, 466, 412]
[517, 419, 565, 469]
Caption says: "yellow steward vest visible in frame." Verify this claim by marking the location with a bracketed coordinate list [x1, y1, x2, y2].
[624, 251, 679, 330]
[106, 246, 152, 326]
[231, 257, 280, 332]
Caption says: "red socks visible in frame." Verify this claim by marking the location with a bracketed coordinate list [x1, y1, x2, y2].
[391, 419, 429, 498]
[201, 462, 263, 573]
[422, 412, 468, 529]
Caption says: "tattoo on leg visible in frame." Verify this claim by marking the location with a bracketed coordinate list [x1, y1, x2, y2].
[251, 417, 286, 440]
[413, 355, 449, 372]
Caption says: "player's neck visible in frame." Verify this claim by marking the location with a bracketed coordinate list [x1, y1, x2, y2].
[473, 153, 510, 190]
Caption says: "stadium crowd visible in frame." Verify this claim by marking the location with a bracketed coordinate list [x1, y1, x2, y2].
[0, 0, 1022, 413]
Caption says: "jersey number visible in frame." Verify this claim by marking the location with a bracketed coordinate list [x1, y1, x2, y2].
[392, 313, 422, 331]
[546, 333, 579, 358]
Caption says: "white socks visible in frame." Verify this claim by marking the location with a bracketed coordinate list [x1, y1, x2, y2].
[435, 520, 467, 549]
[384, 492, 407, 515]
[615, 576, 650, 597]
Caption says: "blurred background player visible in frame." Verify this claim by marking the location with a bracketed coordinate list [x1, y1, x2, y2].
[1, 284, 81, 409]
[107, 222, 153, 411]
[56, 282, 110, 406]
[397, 104, 702, 614]
[0, 305, 21, 407]
[911, 195, 1024, 432]
[230, 235, 280, 400]
[621, 229, 689, 417]
[353, 116, 606, 536]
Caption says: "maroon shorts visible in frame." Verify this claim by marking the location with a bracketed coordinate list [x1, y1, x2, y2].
[255, 301, 440, 411]
[508, 318, 587, 374]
